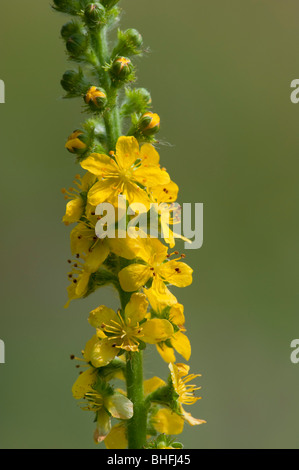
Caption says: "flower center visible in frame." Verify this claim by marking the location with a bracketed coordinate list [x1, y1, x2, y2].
[119, 168, 133, 182]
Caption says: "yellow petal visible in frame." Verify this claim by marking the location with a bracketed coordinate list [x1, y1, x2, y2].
[89, 305, 118, 329]
[94, 409, 111, 443]
[105, 424, 128, 449]
[145, 285, 177, 313]
[106, 394, 134, 420]
[63, 198, 84, 225]
[124, 293, 148, 324]
[172, 332, 191, 361]
[108, 236, 141, 260]
[175, 363, 190, 377]
[115, 136, 140, 169]
[140, 143, 160, 165]
[159, 261, 193, 287]
[84, 240, 110, 272]
[118, 264, 152, 292]
[83, 335, 99, 362]
[169, 303, 185, 326]
[182, 409, 206, 426]
[64, 282, 80, 308]
[153, 408, 184, 435]
[148, 238, 169, 264]
[144, 377, 166, 396]
[87, 179, 119, 207]
[156, 343, 176, 363]
[80, 171, 97, 192]
[134, 165, 170, 188]
[70, 224, 93, 255]
[75, 271, 91, 297]
[151, 180, 179, 203]
[90, 338, 117, 368]
[81, 153, 118, 177]
[72, 368, 97, 399]
[148, 278, 178, 307]
[124, 181, 151, 208]
[162, 225, 176, 249]
[142, 319, 174, 344]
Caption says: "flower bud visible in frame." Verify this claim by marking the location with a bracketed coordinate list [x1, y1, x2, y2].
[53, 0, 80, 14]
[137, 88, 152, 106]
[61, 70, 85, 95]
[109, 57, 133, 83]
[84, 3, 106, 29]
[65, 130, 89, 154]
[138, 112, 160, 136]
[66, 32, 88, 57]
[123, 29, 143, 49]
[84, 86, 107, 111]
[61, 21, 81, 40]
[112, 29, 143, 58]
[100, 0, 120, 9]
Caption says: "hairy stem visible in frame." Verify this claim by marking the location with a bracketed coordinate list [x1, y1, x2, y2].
[119, 282, 147, 449]
[91, 23, 146, 450]
[125, 351, 148, 449]
[90, 26, 121, 151]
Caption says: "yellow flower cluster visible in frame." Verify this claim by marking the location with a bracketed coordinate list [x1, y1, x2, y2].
[64, 136, 205, 446]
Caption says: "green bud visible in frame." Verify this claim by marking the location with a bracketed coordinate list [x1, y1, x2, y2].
[109, 56, 133, 83]
[61, 69, 89, 96]
[137, 112, 161, 136]
[171, 443, 184, 449]
[112, 29, 143, 58]
[84, 86, 108, 111]
[124, 28, 143, 49]
[121, 88, 152, 117]
[66, 32, 88, 57]
[136, 88, 152, 105]
[100, 0, 120, 9]
[61, 21, 81, 39]
[53, 0, 80, 14]
[84, 3, 106, 29]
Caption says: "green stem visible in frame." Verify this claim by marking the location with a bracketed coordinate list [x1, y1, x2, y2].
[90, 26, 121, 151]
[90, 24, 145, 449]
[126, 351, 148, 449]
[118, 280, 147, 449]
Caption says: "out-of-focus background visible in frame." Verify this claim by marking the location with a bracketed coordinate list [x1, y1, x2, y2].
[1, 0, 299, 449]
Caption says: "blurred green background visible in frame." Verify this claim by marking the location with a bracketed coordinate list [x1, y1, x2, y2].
[1, 0, 299, 449]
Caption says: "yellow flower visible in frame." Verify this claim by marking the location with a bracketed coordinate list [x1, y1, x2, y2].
[169, 363, 206, 427]
[87, 294, 174, 366]
[62, 172, 96, 225]
[105, 375, 167, 449]
[70, 210, 140, 273]
[65, 260, 91, 308]
[118, 238, 193, 304]
[155, 304, 191, 363]
[72, 370, 133, 443]
[149, 181, 191, 248]
[80, 136, 170, 208]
